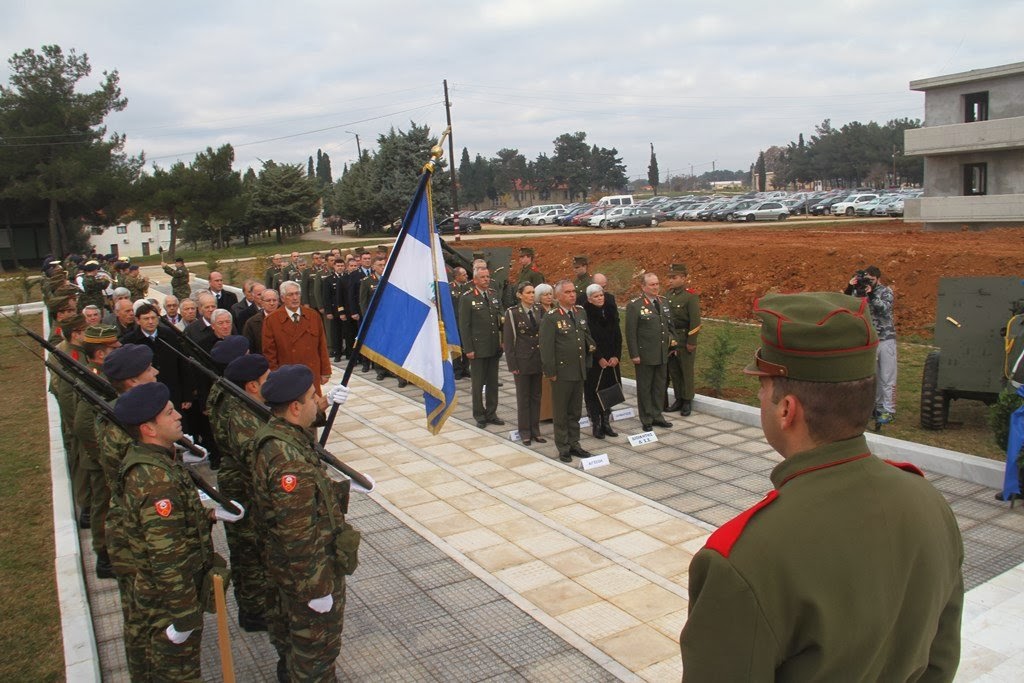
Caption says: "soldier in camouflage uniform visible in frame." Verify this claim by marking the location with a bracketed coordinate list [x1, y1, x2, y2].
[117, 382, 242, 682]
[72, 324, 122, 579]
[665, 263, 702, 416]
[49, 314, 90, 522]
[78, 261, 110, 313]
[97, 343, 162, 681]
[209, 349, 273, 632]
[125, 265, 150, 301]
[162, 257, 192, 301]
[249, 365, 359, 683]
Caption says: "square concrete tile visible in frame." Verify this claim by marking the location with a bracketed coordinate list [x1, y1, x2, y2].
[444, 527, 507, 553]
[494, 559, 565, 592]
[466, 544, 535, 572]
[556, 601, 642, 641]
[601, 530, 668, 558]
[419, 511, 480, 537]
[521, 578, 603, 616]
[586, 493, 643, 516]
[576, 565, 650, 598]
[597, 623, 680, 672]
[543, 546, 614, 578]
[514, 531, 580, 558]
[608, 583, 688, 622]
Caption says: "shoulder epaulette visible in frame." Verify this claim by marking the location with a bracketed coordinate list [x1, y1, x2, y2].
[884, 460, 924, 477]
[704, 489, 779, 558]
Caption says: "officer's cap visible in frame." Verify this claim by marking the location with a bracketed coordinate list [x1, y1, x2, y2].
[669, 263, 688, 275]
[261, 364, 314, 404]
[472, 251, 486, 260]
[103, 343, 154, 381]
[573, 254, 588, 266]
[114, 382, 170, 425]
[520, 246, 535, 257]
[83, 324, 119, 344]
[224, 353, 269, 385]
[353, 247, 367, 256]
[744, 292, 878, 382]
[82, 262, 99, 272]
[211, 335, 250, 365]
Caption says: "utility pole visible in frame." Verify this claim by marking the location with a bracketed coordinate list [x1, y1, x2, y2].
[443, 79, 460, 242]
[345, 131, 362, 159]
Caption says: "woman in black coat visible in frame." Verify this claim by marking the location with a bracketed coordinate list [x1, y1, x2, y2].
[583, 283, 622, 438]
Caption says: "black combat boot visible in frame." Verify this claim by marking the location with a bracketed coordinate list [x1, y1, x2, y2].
[590, 412, 604, 439]
[238, 610, 268, 632]
[95, 550, 115, 579]
[602, 410, 618, 437]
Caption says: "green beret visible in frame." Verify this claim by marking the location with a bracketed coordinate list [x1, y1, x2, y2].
[744, 292, 878, 382]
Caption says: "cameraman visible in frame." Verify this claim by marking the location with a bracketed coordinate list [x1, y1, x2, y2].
[845, 265, 897, 423]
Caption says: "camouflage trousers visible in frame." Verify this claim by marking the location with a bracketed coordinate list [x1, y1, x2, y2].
[218, 465, 267, 617]
[132, 587, 204, 682]
[106, 503, 147, 680]
[269, 579, 346, 683]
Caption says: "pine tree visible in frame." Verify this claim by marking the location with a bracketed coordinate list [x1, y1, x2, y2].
[647, 143, 660, 196]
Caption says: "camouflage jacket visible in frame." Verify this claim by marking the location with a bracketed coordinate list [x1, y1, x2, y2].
[125, 273, 149, 301]
[121, 443, 215, 631]
[249, 417, 347, 602]
[210, 390, 265, 504]
[868, 283, 896, 342]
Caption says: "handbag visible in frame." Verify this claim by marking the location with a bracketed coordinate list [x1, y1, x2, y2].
[596, 367, 625, 410]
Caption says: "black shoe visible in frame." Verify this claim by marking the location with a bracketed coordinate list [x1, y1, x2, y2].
[376, 370, 387, 381]
[641, 424, 652, 432]
[476, 421, 488, 429]
[558, 453, 573, 463]
[238, 610, 268, 632]
[680, 400, 692, 416]
[571, 446, 594, 458]
[333, 355, 342, 363]
[533, 436, 547, 443]
[667, 398, 682, 412]
[486, 417, 505, 426]
[602, 412, 618, 437]
[276, 657, 288, 683]
[522, 439, 531, 446]
[652, 418, 673, 428]
[95, 552, 115, 580]
[360, 362, 371, 373]
[79, 510, 91, 530]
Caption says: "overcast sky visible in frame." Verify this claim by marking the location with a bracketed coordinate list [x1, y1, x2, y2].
[3, 0, 1022, 183]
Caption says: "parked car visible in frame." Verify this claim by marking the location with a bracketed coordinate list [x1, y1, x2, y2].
[854, 197, 890, 217]
[886, 198, 906, 217]
[810, 195, 846, 215]
[607, 207, 655, 229]
[521, 208, 565, 225]
[733, 201, 790, 222]
[714, 200, 758, 221]
[589, 206, 631, 228]
[831, 194, 879, 216]
[437, 215, 481, 233]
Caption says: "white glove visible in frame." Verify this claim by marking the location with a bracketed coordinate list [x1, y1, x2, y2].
[308, 594, 333, 614]
[213, 500, 245, 523]
[177, 437, 208, 464]
[165, 623, 193, 644]
[326, 384, 350, 406]
[351, 474, 376, 494]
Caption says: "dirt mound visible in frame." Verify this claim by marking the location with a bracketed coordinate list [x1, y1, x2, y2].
[484, 221, 1023, 339]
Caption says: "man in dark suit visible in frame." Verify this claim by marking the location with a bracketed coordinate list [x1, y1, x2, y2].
[322, 258, 346, 361]
[186, 291, 219, 353]
[120, 302, 194, 413]
[208, 271, 239, 313]
[345, 253, 368, 370]
[232, 280, 263, 331]
[243, 288, 279, 354]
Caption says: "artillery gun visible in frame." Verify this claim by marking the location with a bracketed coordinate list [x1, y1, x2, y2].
[920, 277, 1024, 430]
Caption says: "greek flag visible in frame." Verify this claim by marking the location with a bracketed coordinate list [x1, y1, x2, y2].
[356, 169, 461, 434]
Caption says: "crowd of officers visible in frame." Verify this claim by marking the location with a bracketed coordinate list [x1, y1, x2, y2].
[42, 251, 361, 682]
[455, 247, 701, 463]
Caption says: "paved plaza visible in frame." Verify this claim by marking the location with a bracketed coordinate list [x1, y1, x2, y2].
[62, 355, 1024, 682]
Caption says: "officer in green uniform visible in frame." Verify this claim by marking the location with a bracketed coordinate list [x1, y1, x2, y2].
[162, 257, 192, 301]
[680, 292, 964, 681]
[209, 351, 272, 632]
[572, 255, 590, 305]
[264, 254, 284, 291]
[539, 280, 595, 463]
[98, 343, 162, 681]
[664, 263, 702, 416]
[249, 365, 360, 683]
[517, 246, 545, 287]
[117, 382, 242, 682]
[49, 314, 90, 522]
[458, 267, 505, 428]
[72, 324, 121, 579]
[625, 271, 677, 431]
[78, 261, 110, 313]
[449, 265, 471, 379]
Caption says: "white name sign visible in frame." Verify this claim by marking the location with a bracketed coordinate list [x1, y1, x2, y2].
[611, 407, 635, 421]
[508, 430, 522, 442]
[580, 453, 610, 470]
[627, 431, 658, 447]
[578, 416, 592, 428]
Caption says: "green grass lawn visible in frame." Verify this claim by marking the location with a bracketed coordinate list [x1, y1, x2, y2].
[0, 315, 64, 681]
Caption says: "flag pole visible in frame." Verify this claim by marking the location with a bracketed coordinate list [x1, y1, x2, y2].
[320, 128, 451, 446]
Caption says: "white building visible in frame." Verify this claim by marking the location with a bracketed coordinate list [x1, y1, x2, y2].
[904, 61, 1024, 230]
[87, 217, 174, 258]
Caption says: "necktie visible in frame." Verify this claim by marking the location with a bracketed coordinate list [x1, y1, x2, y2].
[528, 309, 536, 328]
[568, 309, 575, 323]
[653, 299, 661, 315]
[292, 312, 300, 323]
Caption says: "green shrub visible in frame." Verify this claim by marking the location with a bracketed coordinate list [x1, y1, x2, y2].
[988, 386, 1024, 451]
[702, 326, 739, 397]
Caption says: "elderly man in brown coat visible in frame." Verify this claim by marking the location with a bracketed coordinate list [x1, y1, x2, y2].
[262, 280, 331, 393]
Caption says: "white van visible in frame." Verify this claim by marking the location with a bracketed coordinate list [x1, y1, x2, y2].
[518, 204, 565, 224]
[597, 194, 634, 207]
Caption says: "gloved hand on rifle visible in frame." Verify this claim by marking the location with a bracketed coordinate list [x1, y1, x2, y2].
[176, 438, 208, 464]
[326, 384, 350, 407]
[165, 623, 193, 644]
[212, 501, 245, 523]
[308, 593, 333, 613]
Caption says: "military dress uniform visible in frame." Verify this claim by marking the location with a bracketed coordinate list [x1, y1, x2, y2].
[458, 286, 504, 426]
[665, 275, 701, 416]
[539, 304, 595, 461]
[679, 292, 964, 681]
[162, 262, 191, 301]
[503, 304, 543, 442]
[249, 415, 359, 682]
[518, 264, 544, 287]
[321, 269, 344, 359]
[625, 294, 677, 429]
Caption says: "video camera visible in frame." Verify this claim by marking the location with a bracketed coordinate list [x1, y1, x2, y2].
[850, 270, 873, 298]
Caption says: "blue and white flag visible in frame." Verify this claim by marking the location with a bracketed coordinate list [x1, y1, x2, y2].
[356, 169, 461, 434]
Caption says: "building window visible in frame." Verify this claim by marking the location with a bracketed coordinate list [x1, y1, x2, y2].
[116, 225, 128, 234]
[964, 92, 988, 123]
[140, 223, 151, 233]
[90, 227, 104, 235]
[963, 163, 987, 196]
[159, 223, 166, 231]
